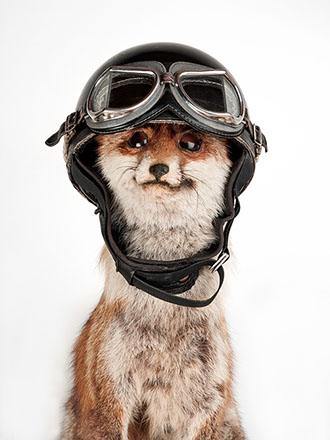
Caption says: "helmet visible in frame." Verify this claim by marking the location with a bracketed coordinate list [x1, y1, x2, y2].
[46, 42, 267, 307]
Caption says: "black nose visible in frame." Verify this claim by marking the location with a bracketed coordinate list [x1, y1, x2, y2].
[149, 163, 169, 180]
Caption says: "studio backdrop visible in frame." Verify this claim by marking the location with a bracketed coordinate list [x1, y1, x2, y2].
[0, 1, 329, 439]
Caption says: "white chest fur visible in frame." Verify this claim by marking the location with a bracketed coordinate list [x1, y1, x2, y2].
[101, 253, 232, 439]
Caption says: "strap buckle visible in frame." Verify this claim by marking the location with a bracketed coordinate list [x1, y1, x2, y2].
[64, 109, 85, 136]
[45, 109, 85, 147]
[210, 251, 230, 273]
[253, 124, 268, 156]
[65, 111, 79, 133]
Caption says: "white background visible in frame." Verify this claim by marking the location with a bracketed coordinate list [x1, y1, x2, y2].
[1, 0, 329, 439]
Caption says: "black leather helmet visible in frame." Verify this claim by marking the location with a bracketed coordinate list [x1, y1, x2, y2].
[46, 42, 267, 308]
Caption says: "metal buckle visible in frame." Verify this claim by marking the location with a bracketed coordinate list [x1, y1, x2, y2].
[210, 251, 230, 273]
[253, 124, 267, 156]
[65, 112, 77, 133]
[65, 110, 84, 134]
[253, 124, 263, 157]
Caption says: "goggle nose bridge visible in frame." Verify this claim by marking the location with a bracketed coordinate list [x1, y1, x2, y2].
[160, 72, 176, 87]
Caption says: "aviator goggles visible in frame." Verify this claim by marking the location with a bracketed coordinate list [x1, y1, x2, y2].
[86, 61, 246, 135]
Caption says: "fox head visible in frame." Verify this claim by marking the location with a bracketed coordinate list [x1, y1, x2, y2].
[96, 123, 232, 235]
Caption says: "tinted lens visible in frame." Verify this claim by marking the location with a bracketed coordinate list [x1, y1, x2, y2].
[90, 70, 156, 112]
[180, 74, 241, 117]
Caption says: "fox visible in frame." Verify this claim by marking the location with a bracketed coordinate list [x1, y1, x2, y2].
[61, 122, 246, 440]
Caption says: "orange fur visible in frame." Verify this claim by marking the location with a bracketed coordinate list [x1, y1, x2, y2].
[95, 123, 231, 166]
[63, 298, 127, 439]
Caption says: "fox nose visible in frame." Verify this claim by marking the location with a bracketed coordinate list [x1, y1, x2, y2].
[149, 163, 169, 180]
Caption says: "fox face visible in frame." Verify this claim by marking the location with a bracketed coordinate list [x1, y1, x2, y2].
[96, 123, 232, 234]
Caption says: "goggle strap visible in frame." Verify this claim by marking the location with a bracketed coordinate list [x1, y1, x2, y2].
[253, 124, 268, 155]
[45, 110, 85, 147]
[244, 111, 268, 157]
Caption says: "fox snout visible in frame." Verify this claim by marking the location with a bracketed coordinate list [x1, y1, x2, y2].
[135, 154, 182, 188]
[149, 163, 169, 180]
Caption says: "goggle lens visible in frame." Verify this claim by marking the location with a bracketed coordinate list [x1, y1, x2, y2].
[90, 70, 157, 113]
[180, 74, 241, 118]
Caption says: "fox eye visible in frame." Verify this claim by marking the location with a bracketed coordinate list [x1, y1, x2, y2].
[128, 131, 148, 148]
[179, 133, 201, 152]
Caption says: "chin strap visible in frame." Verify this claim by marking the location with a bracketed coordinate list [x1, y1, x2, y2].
[70, 152, 242, 307]
[112, 198, 240, 308]
[129, 261, 225, 307]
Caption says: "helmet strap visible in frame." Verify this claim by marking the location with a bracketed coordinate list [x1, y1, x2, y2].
[45, 110, 85, 147]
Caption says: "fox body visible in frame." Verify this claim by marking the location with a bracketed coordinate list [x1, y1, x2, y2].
[61, 123, 246, 439]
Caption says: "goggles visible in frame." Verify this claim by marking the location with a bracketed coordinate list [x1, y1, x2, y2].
[86, 61, 246, 135]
